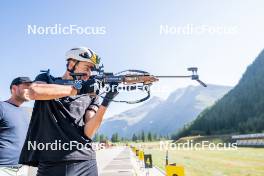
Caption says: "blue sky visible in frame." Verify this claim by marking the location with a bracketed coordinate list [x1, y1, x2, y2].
[1, 0, 264, 117]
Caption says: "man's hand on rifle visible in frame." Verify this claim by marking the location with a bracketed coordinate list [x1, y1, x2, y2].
[101, 83, 119, 107]
[78, 79, 100, 95]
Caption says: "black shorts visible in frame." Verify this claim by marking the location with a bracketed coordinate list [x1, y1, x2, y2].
[37, 160, 98, 176]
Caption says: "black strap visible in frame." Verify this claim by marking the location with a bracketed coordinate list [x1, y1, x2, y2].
[67, 61, 80, 80]
[86, 108, 97, 114]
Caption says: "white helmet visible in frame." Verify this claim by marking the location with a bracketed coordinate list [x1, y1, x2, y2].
[65, 47, 100, 66]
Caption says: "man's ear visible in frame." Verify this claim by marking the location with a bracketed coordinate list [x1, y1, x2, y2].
[67, 59, 77, 70]
[10, 85, 17, 94]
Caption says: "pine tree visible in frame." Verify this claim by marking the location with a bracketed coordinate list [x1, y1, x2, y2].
[147, 132, 153, 141]
[141, 131, 146, 142]
[111, 133, 120, 143]
[132, 133, 137, 142]
[99, 134, 105, 142]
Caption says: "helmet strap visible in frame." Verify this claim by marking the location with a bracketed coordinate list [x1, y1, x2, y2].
[67, 60, 80, 79]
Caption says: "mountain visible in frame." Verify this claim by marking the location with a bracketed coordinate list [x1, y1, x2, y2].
[99, 84, 231, 138]
[98, 96, 163, 137]
[176, 49, 264, 138]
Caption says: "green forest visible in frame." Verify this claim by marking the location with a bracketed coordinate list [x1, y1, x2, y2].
[175, 49, 264, 139]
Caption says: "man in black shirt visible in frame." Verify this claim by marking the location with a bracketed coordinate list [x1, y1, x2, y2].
[19, 47, 118, 176]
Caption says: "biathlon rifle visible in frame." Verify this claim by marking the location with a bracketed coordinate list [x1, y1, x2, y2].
[41, 66, 206, 104]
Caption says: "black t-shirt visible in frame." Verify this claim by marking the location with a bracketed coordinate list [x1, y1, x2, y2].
[19, 73, 100, 167]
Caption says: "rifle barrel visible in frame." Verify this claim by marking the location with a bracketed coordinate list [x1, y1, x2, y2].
[155, 75, 192, 78]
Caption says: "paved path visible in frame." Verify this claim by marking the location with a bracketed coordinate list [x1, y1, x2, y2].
[28, 146, 165, 176]
[97, 147, 125, 172]
[98, 147, 136, 176]
[98, 146, 165, 176]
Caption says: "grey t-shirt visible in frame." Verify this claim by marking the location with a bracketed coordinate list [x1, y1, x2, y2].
[0, 101, 30, 166]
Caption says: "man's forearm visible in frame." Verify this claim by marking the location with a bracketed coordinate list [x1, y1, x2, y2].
[27, 83, 77, 100]
[84, 105, 107, 139]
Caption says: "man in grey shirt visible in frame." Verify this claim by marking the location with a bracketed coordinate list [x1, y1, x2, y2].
[0, 77, 32, 176]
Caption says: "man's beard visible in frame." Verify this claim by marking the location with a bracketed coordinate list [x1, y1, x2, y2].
[17, 91, 29, 102]
[17, 95, 29, 102]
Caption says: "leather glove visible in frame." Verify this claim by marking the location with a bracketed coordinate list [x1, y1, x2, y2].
[78, 79, 100, 95]
[101, 83, 119, 107]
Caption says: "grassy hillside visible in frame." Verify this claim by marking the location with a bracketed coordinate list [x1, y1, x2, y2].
[175, 49, 264, 138]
